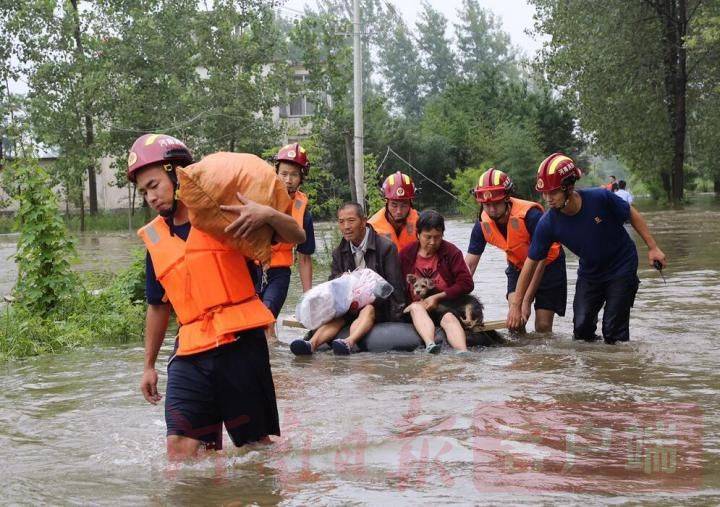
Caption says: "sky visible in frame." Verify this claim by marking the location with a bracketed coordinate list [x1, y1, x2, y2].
[280, 0, 544, 58]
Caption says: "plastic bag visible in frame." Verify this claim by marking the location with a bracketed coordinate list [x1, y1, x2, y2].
[177, 152, 292, 264]
[296, 268, 394, 330]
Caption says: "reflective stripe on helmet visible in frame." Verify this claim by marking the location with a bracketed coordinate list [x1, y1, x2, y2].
[493, 170, 503, 186]
[548, 156, 573, 175]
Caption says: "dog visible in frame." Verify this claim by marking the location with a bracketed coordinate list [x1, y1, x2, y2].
[405, 274, 505, 346]
[405, 274, 486, 332]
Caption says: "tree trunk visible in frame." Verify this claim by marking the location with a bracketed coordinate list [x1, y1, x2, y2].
[344, 132, 357, 202]
[661, 171, 672, 202]
[87, 161, 97, 214]
[659, 0, 687, 205]
[714, 175, 720, 195]
[70, 0, 98, 214]
[78, 183, 85, 232]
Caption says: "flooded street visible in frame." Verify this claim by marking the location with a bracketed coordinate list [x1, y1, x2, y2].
[1, 196, 719, 505]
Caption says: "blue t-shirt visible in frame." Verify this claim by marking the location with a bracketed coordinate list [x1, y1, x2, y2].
[468, 206, 565, 287]
[296, 209, 316, 256]
[528, 188, 637, 282]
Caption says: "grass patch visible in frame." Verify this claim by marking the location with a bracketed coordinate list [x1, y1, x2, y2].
[63, 209, 149, 232]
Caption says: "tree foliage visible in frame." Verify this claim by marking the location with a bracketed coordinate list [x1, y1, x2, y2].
[532, 0, 718, 203]
[1, 0, 581, 221]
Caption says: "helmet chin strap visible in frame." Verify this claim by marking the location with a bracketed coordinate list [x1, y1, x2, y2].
[558, 186, 572, 210]
[159, 164, 179, 219]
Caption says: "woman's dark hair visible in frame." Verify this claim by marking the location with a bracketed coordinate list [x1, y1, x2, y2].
[417, 209, 445, 234]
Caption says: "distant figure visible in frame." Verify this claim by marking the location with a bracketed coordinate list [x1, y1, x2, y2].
[604, 175, 617, 191]
[615, 180, 634, 205]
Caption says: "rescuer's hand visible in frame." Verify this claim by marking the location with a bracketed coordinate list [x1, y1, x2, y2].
[141, 367, 161, 405]
[221, 192, 272, 238]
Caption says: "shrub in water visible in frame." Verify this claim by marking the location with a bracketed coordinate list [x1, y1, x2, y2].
[9, 160, 78, 315]
[0, 160, 145, 359]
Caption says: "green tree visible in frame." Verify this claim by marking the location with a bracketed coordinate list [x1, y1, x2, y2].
[192, 1, 288, 154]
[455, 0, 517, 82]
[532, 0, 711, 203]
[415, 2, 457, 97]
[4, 1, 112, 226]
[377, 6, 422, 118]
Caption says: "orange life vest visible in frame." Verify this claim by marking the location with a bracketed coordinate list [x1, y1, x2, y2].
[269, 190, 308, 268]
[368, 207, 419, 253]
[138, 216, 274, 357]
[480, 197, 561, 270]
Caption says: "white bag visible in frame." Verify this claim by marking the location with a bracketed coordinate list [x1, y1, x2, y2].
[296, 268, 394, 330]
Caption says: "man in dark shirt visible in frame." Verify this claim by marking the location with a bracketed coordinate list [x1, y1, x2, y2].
[508, 153, 667, 343]
[254, 143, 316, 340]
[290, 202, 405, 356]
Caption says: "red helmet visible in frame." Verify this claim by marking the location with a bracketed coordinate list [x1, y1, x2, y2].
[127, 134, 193, 182]
[536, 153, 582, 192]
[381, 171, 415, 200]
[276, 142, 309, 175]
[474, 168, 513, 203]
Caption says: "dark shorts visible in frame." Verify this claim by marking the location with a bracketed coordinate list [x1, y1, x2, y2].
[506, 265, 567, 317]
[165, 328, 280, 449]
[573, 275, 640, 344]
[255, 267, 291, 318]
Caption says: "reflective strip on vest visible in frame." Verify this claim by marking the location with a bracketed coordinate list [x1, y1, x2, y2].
[270, 190, 308, 268]
[480, 197, 561, 270]
[138, 216, 274, 356]
[368, 207, 419, 253]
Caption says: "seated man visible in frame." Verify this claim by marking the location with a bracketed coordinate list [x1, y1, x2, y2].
[290, 202, 406, 356]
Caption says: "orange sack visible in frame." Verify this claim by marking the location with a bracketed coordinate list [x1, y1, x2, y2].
[177, 152, 292, 265]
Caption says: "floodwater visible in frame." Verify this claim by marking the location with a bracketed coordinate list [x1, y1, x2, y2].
[1, 195, 719, 505]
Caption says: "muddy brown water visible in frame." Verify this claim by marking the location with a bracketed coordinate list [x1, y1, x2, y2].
[1, 195, 719, 505]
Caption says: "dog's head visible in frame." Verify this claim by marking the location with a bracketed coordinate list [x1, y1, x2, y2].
[406, 274, 436, 299]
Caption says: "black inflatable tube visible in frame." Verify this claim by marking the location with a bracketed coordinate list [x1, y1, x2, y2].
[315, 322, 504, 353]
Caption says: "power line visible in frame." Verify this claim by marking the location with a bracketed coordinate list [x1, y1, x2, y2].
[375, 146, 390, 173]
[384, 146, 460, 202]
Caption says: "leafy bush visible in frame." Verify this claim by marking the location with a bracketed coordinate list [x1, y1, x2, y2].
[6, 160, 78, 315]
[0, 161, 145, 360]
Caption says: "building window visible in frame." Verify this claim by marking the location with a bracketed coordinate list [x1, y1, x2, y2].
[287, 74, 315, 117]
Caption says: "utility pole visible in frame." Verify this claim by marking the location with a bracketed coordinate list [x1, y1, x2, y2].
[352, 0, 364, 208]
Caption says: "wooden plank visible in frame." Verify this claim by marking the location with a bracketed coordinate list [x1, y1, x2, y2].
[473, 319, 507, 331]
[282, 317, 507, 331]
[282, 317, 306, 329]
